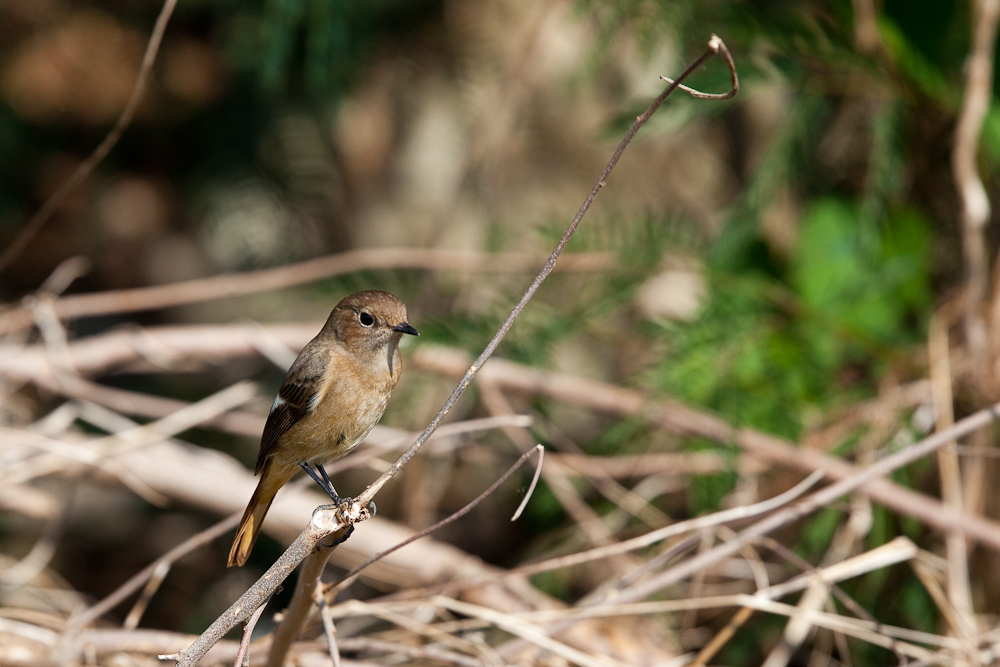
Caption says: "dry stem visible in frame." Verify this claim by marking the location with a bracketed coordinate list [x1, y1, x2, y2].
[602, 401, 1000, 605]
[955, 0, 1000, 372]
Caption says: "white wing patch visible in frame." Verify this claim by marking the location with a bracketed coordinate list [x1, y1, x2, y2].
[307, 386, 324, 412]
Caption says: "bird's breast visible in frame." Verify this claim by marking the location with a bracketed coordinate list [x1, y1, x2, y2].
[282, 350, 398, 465]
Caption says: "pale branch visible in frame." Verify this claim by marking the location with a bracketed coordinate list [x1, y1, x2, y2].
[17, 322, 1000, 548]
[608, 401, 1000, 605]
[401, 470, 824, 599]
[929, 312, 976, 639]
[265, 446, 542, 667]
[232, 601, 268, 667]
[659, 34, 738, 100]
[954, 0, 1000, 369]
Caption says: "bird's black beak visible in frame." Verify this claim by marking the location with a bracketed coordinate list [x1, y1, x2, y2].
[393, 322, 419, 336]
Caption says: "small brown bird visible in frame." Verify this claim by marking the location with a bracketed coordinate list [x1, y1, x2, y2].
[228, 290, 418, 567]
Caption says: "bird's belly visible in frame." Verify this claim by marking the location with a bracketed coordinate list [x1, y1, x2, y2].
[275, 385, 390, 468]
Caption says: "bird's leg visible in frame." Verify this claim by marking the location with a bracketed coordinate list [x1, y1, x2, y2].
[304, 463, 356, 548]
[299, 462, 342, 504]
[317, 463, 377, 516]
[316, 464, 340, 499]
[303, 462, 376, 522]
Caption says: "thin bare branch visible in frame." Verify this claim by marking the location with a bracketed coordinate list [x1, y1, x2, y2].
[659, 35, 739, 100]
[481, 381, 670, 529]
[317, 598, 342, 667]
[3, 381, 257, 492]
[233, 602, 268, 667]
[175, 506, 349, 666]
[511, 446, 543, 521]
[690, 606, 753, 667]
[546, 451, 728, 478]
[264, 443, 545, 666]
[929, 313, 977, 640]
[265, 528, 350, 667]
[0, 504, 63, 586]
[122, 561, 170, 630]
[391, 471, 823, 602]
[493, 538, 921, 663]
[431, 596, 630, 667]
[956, 0, 1000, 373]
[325, 445, 544, 596]
[336, 601, 487, 657]
[337, 637, 485, 667]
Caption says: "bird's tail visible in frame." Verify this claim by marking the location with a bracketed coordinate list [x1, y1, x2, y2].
[228, 468, 280, 567]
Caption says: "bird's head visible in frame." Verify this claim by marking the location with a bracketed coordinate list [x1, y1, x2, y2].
[326, 290, 419, 354]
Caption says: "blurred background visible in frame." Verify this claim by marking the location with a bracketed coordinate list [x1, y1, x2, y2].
[2, 0, 1000, 666]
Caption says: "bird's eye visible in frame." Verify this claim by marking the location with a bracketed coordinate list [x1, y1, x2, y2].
[359, 312, 375, 327]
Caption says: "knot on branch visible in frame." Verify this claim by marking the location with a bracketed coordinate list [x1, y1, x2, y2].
[310, 499, 372, 537]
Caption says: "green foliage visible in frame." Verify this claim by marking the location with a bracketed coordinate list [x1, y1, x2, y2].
[518, 478, 568, 533]
[222, 0, 441, 100]
[793, 199, 930, 344]
[530, 569, 572, 600]
[878, 19, 956, 105]
[981, 106, 1000, 167]
[895, 571, 938, 633]
[651, 198, 930, 438]
[686, 440, 738, 515]
[635, 196, 932, 598]
[883, 0, 968, 78]
[799, 507, 845, 560]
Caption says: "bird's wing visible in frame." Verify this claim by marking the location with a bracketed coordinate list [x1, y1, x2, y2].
[254, 345, 329, 474]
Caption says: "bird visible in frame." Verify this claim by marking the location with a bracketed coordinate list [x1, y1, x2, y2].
[228, 290, 418, 567]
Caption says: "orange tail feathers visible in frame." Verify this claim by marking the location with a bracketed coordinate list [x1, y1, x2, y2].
[228, 468, 283, 567]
